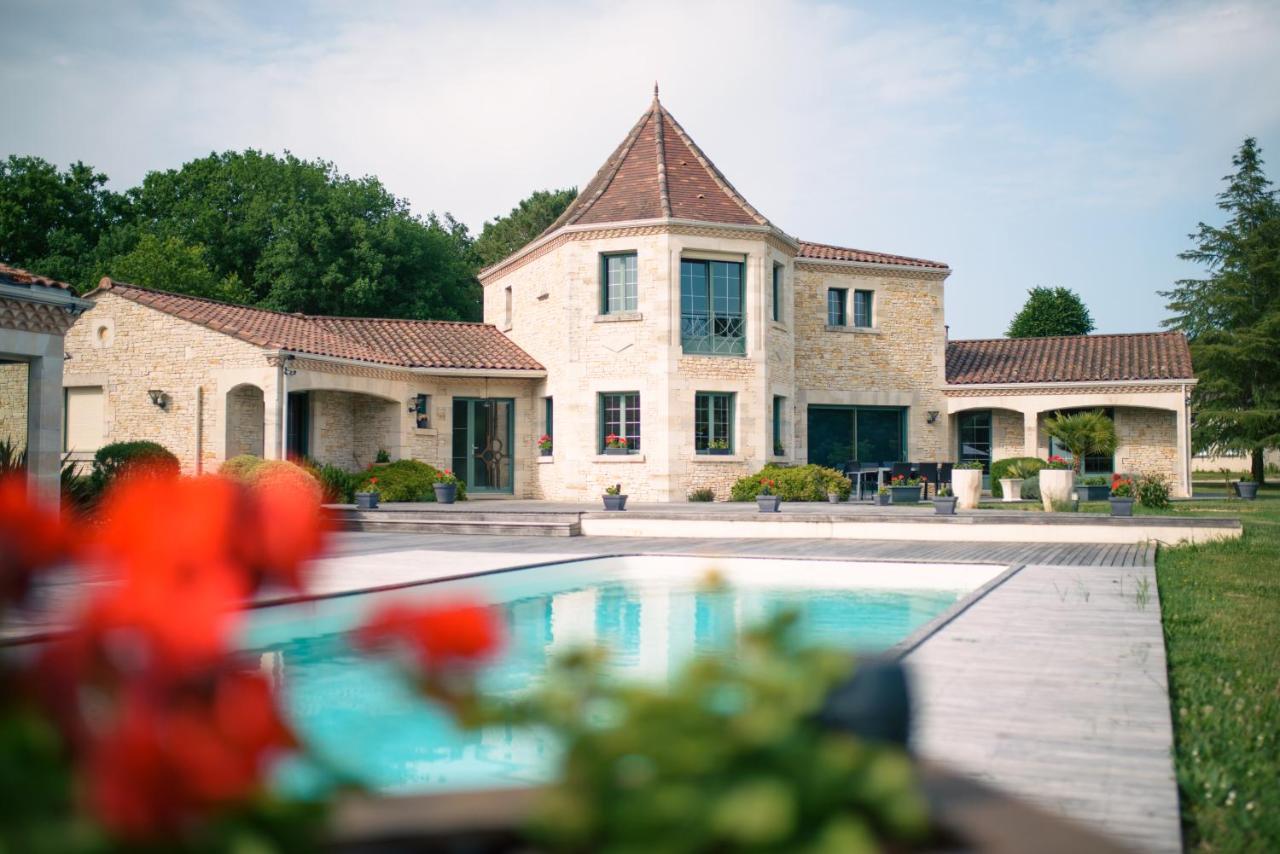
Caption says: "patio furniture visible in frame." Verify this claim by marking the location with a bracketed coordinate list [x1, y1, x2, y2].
[916, 462, 939, 499]
[938, 462, 954, 491]
[843, 462, 879, 501]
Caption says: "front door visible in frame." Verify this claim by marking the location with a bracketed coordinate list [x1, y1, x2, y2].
[286, 391, 311, 459]
[451, 398, 514, 493]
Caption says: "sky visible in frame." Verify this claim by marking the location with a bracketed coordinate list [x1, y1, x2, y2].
[2, 0, 1279, 338]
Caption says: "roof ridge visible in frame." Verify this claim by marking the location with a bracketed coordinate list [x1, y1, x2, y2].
[949, 331, 1185, 345]
[653, 96, 672, 218]
[96, 278, 310, 320]
[556, 108, 654, 231]
[658, 106, 768, 226]
[312, 315, 497, 328]
[797, 239, 948, 269]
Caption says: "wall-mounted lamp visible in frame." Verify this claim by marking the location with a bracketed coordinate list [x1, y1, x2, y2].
[148, 389, 169, 410]
[926, 410, 940, 425]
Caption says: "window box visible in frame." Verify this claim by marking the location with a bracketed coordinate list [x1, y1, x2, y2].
[705, 447, 732, 456]
[603, 447, 630, 456]
[889, 485, 922, 504]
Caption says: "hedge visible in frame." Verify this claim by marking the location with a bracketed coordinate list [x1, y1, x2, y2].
[730, 464, 851, 502]
[354, 460, 467, 502]
[92, 441, 180, 488]
[989, 457, 1046, 499]
[219, 454, 264, 481]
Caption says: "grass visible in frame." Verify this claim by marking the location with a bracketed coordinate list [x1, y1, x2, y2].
[982, 477, 1279, 849]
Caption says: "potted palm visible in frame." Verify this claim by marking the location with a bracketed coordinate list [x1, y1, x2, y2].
[952, 460, 984, 509]
[756, 478, 781, 512]
[932, 484, 958, 515]
[1109, 475, 1136, 516]
[432, 469, 460, 504]
[1044, 410, 1118, 507]
[602, 483, 627, 511]
[888, 473, 923, 504]
[354, 476, 380, 510]
[1238, 475, 1259, 500]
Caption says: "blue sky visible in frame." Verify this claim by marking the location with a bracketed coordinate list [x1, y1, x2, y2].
[2, 0, 1278, 338]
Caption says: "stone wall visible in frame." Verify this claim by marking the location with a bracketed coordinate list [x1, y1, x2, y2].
[792, 263, 949, 463]
[991, 409, 1025, 461]
[1116, 408, 1178, 481]
[225, 384, 265, 458]
[0, 361, 28, 449]
[63, 293, 271, 473]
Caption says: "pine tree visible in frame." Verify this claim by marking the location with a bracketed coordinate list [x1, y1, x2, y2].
[1162, 138, 1280, 483]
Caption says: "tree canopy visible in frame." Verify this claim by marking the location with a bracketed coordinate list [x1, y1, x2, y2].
[0, 152, 481, 321]
[1162, 137, 1280, 482]
[471, 188, 576, 268]
[1005, 286, 1096, 338]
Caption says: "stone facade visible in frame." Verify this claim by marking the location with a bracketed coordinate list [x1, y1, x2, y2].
[0, 361, 27, 449]
[991, 409, 1024, 462]
[1115, 408, 1178, 480]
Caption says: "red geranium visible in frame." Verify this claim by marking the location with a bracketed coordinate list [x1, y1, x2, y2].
[0, 474, 72, 607]
[356, 600, 503, 669]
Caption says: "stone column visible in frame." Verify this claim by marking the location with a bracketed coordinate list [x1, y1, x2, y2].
[1022, 407, 1040, 458]
[1175, 388, 1192, 497]
[24, 334, 66, 505]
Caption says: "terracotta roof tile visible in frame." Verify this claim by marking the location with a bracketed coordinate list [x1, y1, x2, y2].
[946, 332, 1193, 385]
[546, 92, 769, 233]
[0, 263, 73, 290]
[796, 240, 948, 270]
[91, 279, 544, 372]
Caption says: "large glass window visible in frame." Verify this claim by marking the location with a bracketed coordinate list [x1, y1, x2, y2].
[680, 259, 744, 355]
[806, 405, 906, 469]
[958, 410, 992, 471]
[602, 253, 638, 313]
[695, 392, 734, 453]
[543, 396, 553, 439]
[600, 392, 641, 452]
[827, 288, 847, 326]
[772, 263, 782, 322]
[853, 289, 873, 328]
[772, 395, 785, 454]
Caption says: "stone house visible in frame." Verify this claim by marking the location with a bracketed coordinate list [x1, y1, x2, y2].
[51, 90, 1196, 499]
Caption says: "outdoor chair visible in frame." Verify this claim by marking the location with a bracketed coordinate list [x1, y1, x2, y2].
[917, 462, 939, 498]
[844, 462, 878, 500]
[938, 462, 954, 492]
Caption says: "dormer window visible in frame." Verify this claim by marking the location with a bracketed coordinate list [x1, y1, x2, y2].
[601, 253, 638, 314]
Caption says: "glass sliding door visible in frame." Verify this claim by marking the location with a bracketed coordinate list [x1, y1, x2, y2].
[957, 411, 992, 471]
[451, 398, 514, 493]
[806, 405, 906, 469]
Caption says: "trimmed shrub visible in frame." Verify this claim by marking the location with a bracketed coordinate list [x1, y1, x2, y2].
[92, 441, 180, 489]
[1135, 474, 1172, 509]
[220, 454, 265, 481]
[246, 459, 323, 503]
[687, 488, 715, 502]
[730, 465, 851, 502]
[354, 459, 468, 502]
[989, 457, 1046, 499]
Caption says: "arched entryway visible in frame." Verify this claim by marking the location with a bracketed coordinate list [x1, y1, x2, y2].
[225, 383, 265, 458]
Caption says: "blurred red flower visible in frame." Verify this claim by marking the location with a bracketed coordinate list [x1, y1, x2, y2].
[0, 474, 72, 606]
[356, 600, 502, 669]
[85, 671, 294, 839]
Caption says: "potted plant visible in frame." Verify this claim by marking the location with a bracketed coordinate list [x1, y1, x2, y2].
[602, 483, 627, 511]
[1078, 475, 1111, 501]
[998, 460, 1030, 503]
[1039, 455, 1075, 511]
[952, 460, 983, 509]
[888, 473, 923, 504]
[707, 438, 731, 456]
[932, 484, 958, 515]
[1238, 475, 1259, 500]
[354, 476, 380, 510]
[375, 448, 391, 464]
[827, 487, 842, 504]
[1109, 475, 1136, 516]
[537, 434, 553, 457]
[1044, 409, 1118, 506]
[433, 469, 460, 504]
[756, 478, 781, 512]
[874, 485, 891, 506]
[603, 434, 629, 455]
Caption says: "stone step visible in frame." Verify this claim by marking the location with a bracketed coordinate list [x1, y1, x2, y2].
[336, 510, 580, 537]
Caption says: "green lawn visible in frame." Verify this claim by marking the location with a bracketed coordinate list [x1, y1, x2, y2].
[981, 479, 1279, 849]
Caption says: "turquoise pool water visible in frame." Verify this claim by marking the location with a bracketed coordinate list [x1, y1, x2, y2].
[240, 556, 990, 794]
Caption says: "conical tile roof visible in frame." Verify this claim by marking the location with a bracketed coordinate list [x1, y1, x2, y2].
[545, 87, 771, 232]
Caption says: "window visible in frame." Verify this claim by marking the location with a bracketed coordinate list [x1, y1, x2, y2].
[414, 393, 431, 429]
[602, 253, 638, 313]
[958, 410, 992, 472]
[600, 392, 640, 452]
[63, 386, 104, 456]
[771, 263, 783, 322]
[806, 405, 906, 469]
[543, 396, 553, 440]
[503, 286, 512, 328]
[680, 259, 744, 355]
[827, 288, 847, 326]
[772, 395, 785, 454]
[853, 289, 873, 328]
[695, 392, 735, 453]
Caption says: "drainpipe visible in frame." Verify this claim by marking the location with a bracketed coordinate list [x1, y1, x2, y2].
[277, 357, 288, 459]
[193, 385, 203, 474]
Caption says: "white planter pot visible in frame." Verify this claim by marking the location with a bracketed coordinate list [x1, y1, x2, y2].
[1039, 469, 1075, 511]
[999, 477, 1024, 503]
[952, 469, 983, 510]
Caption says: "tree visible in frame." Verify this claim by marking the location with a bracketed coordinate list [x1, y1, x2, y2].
[471, 188, 577, 268]
[1044, 410, 1118, 476]
[1005, 286, 1096, 338]
[96, 233, 251, 302]
[1162, 138, 1280, 483]
[0, 155, 127, 287]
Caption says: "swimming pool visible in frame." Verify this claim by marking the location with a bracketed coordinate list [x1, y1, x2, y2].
[241, 555, 1003, 795]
